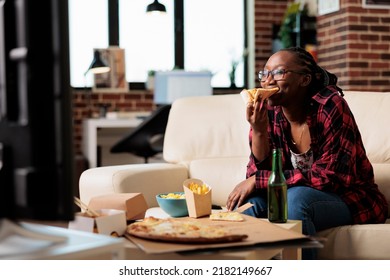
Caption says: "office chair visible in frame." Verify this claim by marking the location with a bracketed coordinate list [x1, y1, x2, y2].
[110, 104, 171, 163]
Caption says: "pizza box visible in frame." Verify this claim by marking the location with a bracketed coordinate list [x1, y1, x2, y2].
[125, 215, 320, 255]
[68, 209, 127, 236]
[183, 178, 212, 218]
[88, 193, 148, 221]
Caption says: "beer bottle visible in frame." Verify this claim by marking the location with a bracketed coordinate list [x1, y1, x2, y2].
[268, 148, 287, 223]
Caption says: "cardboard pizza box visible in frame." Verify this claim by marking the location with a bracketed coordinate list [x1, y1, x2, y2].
[183, 178, 212, 218]
[88, 193, 148, 221]
[68, 209, 127, 236]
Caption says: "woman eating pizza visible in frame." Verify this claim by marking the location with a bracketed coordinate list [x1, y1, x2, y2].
[226, 47, 388, 259]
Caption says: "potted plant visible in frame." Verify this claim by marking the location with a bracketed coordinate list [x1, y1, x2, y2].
[146, 70, 156, 90]
[278, 3, 308, 48]
[229, 48, 249, 88]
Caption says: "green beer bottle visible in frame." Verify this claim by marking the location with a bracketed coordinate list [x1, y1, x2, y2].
[268, 148, 287, 223]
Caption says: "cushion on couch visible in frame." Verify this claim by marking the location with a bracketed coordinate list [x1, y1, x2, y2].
[317, 220, 390, 259]
[188, 157, 248, 207]
[163, 94, 250, 163]
[344, 91, 390, 165]
[344, 91, 390, 214]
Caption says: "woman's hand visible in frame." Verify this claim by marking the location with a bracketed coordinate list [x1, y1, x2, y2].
[226, 175, 256, 211]
[247, 99, 268, 133]
[247, 99, 270, 162]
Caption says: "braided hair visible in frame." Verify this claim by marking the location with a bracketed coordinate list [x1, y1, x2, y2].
[281, 47, 342, 96]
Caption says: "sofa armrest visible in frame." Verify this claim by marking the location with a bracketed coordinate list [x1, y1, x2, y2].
[79, 163, 189, 208]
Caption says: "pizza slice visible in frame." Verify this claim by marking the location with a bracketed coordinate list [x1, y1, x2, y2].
[240, 87, 279, 104]
[209, 211, 244, 222]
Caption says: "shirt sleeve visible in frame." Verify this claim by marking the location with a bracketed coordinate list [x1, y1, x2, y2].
[246, 127, 272, 189]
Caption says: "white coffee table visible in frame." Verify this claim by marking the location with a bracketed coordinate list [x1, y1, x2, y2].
[0, 220, 125, 260]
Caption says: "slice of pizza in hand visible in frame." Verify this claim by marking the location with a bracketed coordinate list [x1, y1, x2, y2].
[240, 87, 279, 104]
[209, 211, 244, 222]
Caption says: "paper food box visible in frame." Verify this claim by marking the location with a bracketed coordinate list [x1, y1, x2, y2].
[183, 178, 212, 218]
[88, 193, 148, 221]
[68, 209, 127, 236]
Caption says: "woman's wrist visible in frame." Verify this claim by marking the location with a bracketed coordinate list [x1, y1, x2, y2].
[251, 135, 270, 162]
[252, 128, 268, 137]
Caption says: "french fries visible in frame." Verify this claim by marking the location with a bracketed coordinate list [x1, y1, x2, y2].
[187, 182, 210, 195]
[160, 193, 185, 199]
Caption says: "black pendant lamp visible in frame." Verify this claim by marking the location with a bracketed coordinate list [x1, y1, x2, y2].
[146, 0, 166, 13]
[84, 50, 110, 76]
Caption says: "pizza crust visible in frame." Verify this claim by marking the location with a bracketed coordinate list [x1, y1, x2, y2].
[127, 217, 248, 244]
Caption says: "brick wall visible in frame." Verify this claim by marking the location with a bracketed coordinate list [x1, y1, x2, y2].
[254, 0, 390, 92]
[254, 0, 289, 79]
[317, 0, 390, 91]
[72, 89, 154, 155]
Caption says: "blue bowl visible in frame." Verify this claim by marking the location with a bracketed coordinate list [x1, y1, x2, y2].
[156, 192, 189, 217]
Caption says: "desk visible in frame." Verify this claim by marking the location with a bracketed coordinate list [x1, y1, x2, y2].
[82, 114, 149, 168]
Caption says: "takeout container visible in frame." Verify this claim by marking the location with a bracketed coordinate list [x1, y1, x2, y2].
[183, 178, 212, 218]
[68, 208, 127, 236]
[87, 193, 148, 221]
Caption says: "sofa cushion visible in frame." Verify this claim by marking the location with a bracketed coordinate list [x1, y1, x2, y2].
[317, 219, 390, 259]
[188, 157, 249, 207]
[344, 91, 390, 164]
[163, 94, 250, 163]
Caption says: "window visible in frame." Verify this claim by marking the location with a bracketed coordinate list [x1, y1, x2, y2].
[68, 0, 108, 88]
[184, 0, 245, 87]
[119, 0, 175, 83]
[69, 0, 246, 88]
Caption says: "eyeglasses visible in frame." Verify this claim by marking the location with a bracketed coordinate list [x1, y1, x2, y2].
[258, 69, 308, 82]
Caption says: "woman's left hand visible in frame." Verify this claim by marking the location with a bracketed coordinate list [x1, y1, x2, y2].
[226, 175, 256, 211]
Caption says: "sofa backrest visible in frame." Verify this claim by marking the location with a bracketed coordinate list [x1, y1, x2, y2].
[164, 91, 390, 165]
[163, 94, 250, 164]
[343, 91, 390, 208]
[343, 91, 390, 164]
[163, 94, 251, 206]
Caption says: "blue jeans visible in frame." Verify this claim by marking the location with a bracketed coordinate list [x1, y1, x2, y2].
[242, 186, 353, 260]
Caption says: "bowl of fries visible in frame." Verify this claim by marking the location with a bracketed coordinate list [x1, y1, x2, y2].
[156, 192, 189, 217]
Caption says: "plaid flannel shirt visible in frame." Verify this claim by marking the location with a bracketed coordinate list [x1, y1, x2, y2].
[246, 85, 388, 224]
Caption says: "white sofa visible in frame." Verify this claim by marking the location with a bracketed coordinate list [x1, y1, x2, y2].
[79, 91, 390, 260]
